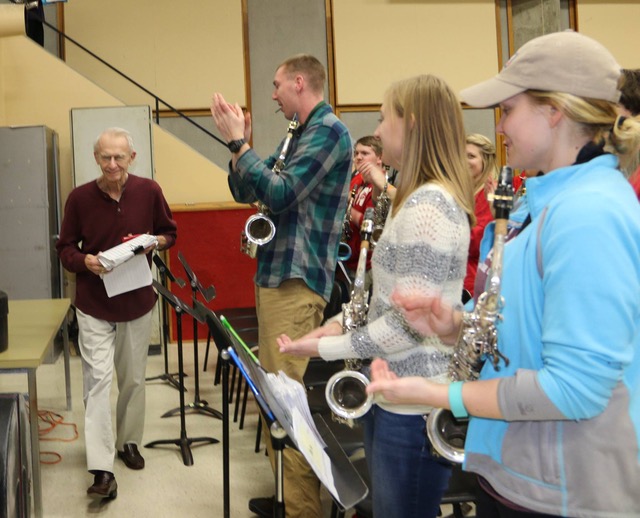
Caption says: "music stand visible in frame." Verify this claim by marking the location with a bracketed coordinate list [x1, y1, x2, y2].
[146, 253, 187, 392]
[162, 251, 223, 420]
[221, 318, 369, 517]
[192, 300, 241, 518]
[145, 280, 219, 466]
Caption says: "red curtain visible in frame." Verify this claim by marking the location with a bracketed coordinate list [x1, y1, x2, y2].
[167, 207, 256, 341]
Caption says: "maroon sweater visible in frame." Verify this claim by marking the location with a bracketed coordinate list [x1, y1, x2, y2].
[56, 174, 177, 322]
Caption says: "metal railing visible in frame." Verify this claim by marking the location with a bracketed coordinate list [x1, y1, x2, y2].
[36, 14, 226, 148]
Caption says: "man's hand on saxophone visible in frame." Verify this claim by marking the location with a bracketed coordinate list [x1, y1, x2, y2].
[360, 162, 396, 202]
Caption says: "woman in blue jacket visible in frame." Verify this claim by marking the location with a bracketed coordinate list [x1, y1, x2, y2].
[367, 31, 640, 518]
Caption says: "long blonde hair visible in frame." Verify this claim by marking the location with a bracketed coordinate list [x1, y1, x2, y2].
[466, 133, 499, 193]
[387, 75, 475, 225]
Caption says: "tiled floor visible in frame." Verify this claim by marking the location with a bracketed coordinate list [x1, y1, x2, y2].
[1, 342, 472, 517]
[0, 345, 282, 517]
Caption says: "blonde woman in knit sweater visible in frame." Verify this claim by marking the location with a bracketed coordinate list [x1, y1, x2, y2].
[278, 74, 475, 518]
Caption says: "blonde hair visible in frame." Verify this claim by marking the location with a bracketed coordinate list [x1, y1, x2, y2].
[466, 133, 499, 192]
[528, 90, 640, 176]
[386, 75, 475, 225]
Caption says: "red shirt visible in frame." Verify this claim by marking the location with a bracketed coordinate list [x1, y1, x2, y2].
[344, 172, 374, 272]
[630, 166, 640, 202]
[57, 174, 177, 322]
[464, 189, 494, 295]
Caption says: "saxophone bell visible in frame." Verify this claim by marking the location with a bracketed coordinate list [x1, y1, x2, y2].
[326, 207, 375, 426]
[426, 409, 467, 464]
[325, 369, 373, 421]
[241, 208, 277, 259]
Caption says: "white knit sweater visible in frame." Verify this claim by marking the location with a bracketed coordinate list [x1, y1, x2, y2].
[318, 182, 470, 413]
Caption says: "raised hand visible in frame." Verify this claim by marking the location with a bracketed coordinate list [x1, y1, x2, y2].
[391, 289, 462, 345]
[359, 162, 387, 190]
[210, 92, 248, 142]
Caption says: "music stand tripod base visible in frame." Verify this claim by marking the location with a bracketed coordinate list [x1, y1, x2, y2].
[146, 280, 219, 466]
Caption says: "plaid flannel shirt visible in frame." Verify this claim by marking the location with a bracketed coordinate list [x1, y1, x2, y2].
[228, 102, 352, 302]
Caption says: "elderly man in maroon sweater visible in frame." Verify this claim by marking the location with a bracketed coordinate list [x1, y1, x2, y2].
[57, 127, 177, 499]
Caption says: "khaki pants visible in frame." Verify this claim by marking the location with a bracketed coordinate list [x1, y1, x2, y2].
[76, 308, 152, 473]
[256, 279, 326, 518]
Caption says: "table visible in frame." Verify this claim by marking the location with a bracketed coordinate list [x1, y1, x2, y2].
[0, 298, 72, 518]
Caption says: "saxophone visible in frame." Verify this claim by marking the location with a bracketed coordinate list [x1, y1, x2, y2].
[337, 184, 359, 262]
[426, 166, 514, 463]
[241, 114, 300, 258]
[371, 171, 391, 248]
[325, 207, 375, 426]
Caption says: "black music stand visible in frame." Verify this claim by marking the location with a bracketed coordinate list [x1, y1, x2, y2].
[162, 251, 223, 420]
[145, 281, 219, 466]
[146, 253, 187, 392]
[220, 318, 369, 517]
[192, 300, 237, 518]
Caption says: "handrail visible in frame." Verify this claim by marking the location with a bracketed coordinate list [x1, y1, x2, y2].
[36, 15, 227, 147]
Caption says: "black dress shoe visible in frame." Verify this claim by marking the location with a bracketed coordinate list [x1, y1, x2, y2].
[248, 496, 274, 517]
[117, 443, 145, 470]
[87, 470, 117, 499]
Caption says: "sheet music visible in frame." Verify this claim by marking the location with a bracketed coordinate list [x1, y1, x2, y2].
[292, 408, 337, 498]
[98, 234, 157, 270]
[258, 369, 326, 449]
[98, 234, 156, 297]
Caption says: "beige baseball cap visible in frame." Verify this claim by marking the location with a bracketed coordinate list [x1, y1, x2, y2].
[460, 30, 621, 108]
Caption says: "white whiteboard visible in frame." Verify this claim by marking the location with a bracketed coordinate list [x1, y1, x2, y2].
[70, 106, 154, 187]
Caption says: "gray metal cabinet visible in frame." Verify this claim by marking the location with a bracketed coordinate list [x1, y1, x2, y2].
[0, 125, 61, 300]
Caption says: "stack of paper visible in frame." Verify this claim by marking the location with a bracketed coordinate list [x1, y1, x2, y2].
[256, 369, 336, 497]
[98, 234, 157, 297]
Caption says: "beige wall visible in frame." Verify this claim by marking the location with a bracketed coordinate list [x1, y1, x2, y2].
[0, 11, 230, 206]
[333, 0, 498, 105]
[3, 1, 640, 208]
[63, 0, 245, 109]
[576, 1, 640, 68]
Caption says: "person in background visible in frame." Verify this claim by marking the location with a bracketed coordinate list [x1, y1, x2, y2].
[339, 136, 381, 286]
[278, 74, 475, 518]
[210, 54, 352, 518]
[57, 127, 177, 499]
[463, 133, 498, 300]
[367, 31, 640, 517]
[618, 68, 640, 199]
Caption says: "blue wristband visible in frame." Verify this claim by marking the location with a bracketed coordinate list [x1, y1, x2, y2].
[448, 381, 469, 419]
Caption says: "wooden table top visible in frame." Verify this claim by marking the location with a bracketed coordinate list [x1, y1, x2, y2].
[0, 298, 71, 369]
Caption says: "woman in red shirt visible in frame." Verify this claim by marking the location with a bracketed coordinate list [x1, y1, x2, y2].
[463, 133, 498, 299]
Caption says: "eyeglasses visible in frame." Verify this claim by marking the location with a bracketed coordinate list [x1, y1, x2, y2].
[98, 154, 130, 164]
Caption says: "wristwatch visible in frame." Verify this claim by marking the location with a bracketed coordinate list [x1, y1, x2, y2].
[227, 138, 246, 153]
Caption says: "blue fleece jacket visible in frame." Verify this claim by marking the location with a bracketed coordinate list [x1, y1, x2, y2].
[465, 154, 640, 517]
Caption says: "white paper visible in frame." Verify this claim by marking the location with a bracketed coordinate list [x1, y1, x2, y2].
[291, 408, 337, 499]
[98, 235, 156, 297]
[98, 234, 157, 270]
[259, 370, 326, 449]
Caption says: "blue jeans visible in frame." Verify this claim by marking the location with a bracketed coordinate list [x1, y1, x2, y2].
[361, 405, 452, 518]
